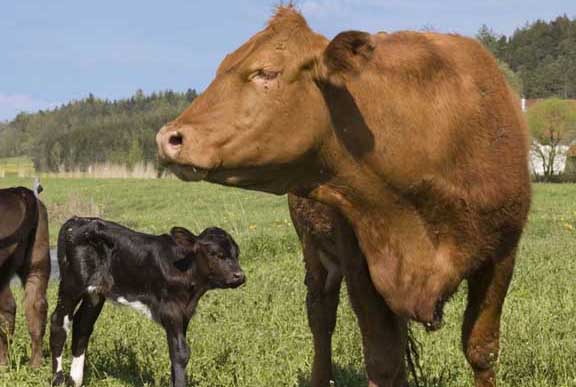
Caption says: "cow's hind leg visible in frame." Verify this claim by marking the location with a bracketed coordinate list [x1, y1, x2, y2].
[50, 288, 82, 386]
[344, 249, 407, 387]
[20, 269, 49, 368]
[304, 243, 342, 387]
[462, 250, 516, 387]
[0, 287, 16, 366]
[19, 202, 51, 368]
[69, 296, 104, 387]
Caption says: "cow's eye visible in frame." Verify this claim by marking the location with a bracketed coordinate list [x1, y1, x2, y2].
[253, 69, 280, 81]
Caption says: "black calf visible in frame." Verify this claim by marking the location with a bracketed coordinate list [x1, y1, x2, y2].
[49, 217, 244, 387]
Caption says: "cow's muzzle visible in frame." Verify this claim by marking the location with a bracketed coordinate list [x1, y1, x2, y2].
[156, 127, 209, 181]
[156, 128, 184, 162]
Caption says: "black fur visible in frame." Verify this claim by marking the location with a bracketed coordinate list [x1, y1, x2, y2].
[49, 217, 244, 387]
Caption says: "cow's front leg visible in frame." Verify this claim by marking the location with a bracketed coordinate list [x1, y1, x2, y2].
[165, 319, 190, 387]
[343, 248, 407, 387]
[69, 296, 104, 387]
[462, 249, 516, 387]
[304, 242, 342, 387]
[0, 286, 16, 366]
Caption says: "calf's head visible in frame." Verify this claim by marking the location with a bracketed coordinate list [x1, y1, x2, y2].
[171, 226, 245, 288]
[157, 6, 376, 194]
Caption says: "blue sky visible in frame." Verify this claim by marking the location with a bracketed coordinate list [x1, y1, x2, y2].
[1, 0, 574, 121]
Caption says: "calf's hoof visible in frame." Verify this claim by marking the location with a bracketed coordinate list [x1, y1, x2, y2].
[52, 371, 66, 386]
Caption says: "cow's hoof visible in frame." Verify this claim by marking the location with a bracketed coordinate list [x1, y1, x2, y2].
[30, 357, 42, 369]
[52, 371, 65, 386]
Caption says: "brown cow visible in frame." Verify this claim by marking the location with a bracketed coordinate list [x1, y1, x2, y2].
[156, 6, 531, 387]
[0, 185, 50, 368]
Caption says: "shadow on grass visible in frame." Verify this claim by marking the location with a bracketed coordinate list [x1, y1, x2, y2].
[87, 343, 157, 386]
[297, 364, 367, 387]
[296, 364, 454, 387]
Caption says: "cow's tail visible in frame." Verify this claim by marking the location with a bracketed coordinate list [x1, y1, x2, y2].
[406, 324, 423, 387]
[33, 177, 43, 199]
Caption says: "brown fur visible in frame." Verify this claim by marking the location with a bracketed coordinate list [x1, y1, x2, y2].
[0, 187, 50, 368]
[157, 6, 531, 386]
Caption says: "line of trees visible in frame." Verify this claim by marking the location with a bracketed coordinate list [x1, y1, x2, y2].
[0, 89, 197, 172]
[1, 15, 575, 177]
[477, 15, 576, 99]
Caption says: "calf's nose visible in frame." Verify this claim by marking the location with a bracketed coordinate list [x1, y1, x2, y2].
[233, 272, 246, 284]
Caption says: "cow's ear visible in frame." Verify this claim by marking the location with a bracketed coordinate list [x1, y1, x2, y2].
[170, 227, 197, 247]
[322, 30, 375, 85]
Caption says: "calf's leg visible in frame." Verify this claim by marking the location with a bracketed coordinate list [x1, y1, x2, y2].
[462, 250, 516, 387]
[304, 243, 341, 387]
[50, 288, 82, 386]
[165, 320, 190, 387]
[344, 249, 407, 387]
[69, 296, 104, 387]
[0, 287, 16, 366]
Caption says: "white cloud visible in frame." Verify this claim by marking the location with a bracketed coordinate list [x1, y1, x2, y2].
[0, 93, 59, 122]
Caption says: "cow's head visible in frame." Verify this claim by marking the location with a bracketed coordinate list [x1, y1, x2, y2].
[157, 6, 375, 194]
[171, 226, 245, 289]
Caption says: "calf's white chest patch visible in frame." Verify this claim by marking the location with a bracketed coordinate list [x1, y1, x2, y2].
[115, 297, 153, 320]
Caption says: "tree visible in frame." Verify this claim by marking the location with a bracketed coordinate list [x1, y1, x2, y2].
[527, 98, 576, 179]
[126, 137, 144, 170]
[497, 59, 523, 96]
[479, 16, 576, 99]
[0, 90, 198, 172]
[477, 24, 506, 58]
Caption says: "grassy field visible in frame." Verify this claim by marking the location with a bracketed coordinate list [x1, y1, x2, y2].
[0, 157, 34, 178]
[0, 177, 575, 387]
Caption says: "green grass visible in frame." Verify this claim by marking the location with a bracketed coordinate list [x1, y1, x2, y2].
[0, 177, 575, 386]
[0, 157, 34, 177]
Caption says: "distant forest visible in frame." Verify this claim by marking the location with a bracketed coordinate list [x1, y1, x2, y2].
[1, 14, 575, 172]
[477, 15, 576, 98]
[0, 89, 197, 172]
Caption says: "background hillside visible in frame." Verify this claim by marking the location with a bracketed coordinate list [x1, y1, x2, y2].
[1, 15, 575, 173]
[0, 89, 197, 173]
[478, 15, 576, 98]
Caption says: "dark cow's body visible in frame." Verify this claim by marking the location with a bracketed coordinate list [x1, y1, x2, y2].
[0, 186, 50, 368]
[50, 217, 244, 387]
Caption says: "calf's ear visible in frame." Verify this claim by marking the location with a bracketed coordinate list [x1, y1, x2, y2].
[322, 30, 375, 85]
[170, 227, 197, 247]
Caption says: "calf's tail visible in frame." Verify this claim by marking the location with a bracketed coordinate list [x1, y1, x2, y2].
[57, 219, 74, 269]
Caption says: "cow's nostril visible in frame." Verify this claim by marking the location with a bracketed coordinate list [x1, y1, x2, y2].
[168, 132, 183, 147]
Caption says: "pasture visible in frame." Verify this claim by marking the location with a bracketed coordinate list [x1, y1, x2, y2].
[0, 177, 575, 386]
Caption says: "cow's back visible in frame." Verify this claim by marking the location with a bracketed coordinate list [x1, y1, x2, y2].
[0, 189, 28, 241]
[341, 31, 530, 219]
